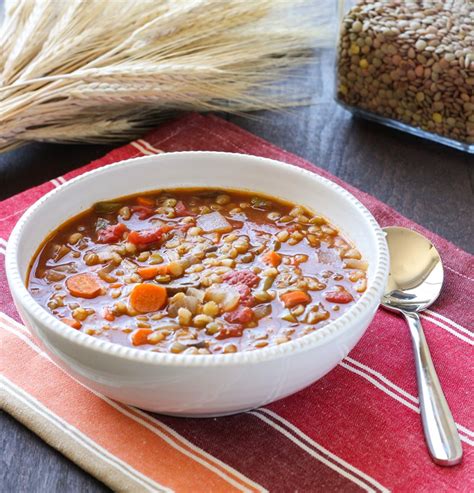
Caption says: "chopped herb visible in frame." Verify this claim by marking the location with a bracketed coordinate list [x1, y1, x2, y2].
[251, 196, 272, 209]
[95, 217, 110, 232]
[93, 201, 123, 214]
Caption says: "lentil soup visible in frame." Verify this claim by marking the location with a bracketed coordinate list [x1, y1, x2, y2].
[27, 189, 368, 355]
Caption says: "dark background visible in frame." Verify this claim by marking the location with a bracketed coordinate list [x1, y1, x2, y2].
[1, 2, 473, 492]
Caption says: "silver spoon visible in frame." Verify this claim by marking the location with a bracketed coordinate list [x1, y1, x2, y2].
[381, 226, 463, 466]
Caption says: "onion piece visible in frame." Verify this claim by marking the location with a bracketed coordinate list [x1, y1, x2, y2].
[168, 292, 200, 317]
[197, 212, 232, 233]
[205, 285, 240, 312]
[187, 287, 205, 303]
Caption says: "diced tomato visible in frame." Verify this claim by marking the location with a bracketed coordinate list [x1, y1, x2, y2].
[131, 329, 153, 346]
[262, 250, 281, 267]
[324, 286, 353, 304]
[223, 269, 259, 288]
[234, 283, 255, 307]
[224, 306, 254, 324]
[175, 201, 195, 217]
[97, 222, 128, 243]
[215, 325, 244, 340]
[127, 225, 173, 245]
[280, 290, 311, 308]
[131, 205, 155, 220]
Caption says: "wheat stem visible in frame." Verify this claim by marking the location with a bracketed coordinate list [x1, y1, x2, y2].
[0, 0, 330, 151]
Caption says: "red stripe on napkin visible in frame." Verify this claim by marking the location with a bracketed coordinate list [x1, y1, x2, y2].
[1, 113, 472, 492]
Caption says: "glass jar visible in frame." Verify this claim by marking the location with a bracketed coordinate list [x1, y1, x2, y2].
[335, 0, 474, 153]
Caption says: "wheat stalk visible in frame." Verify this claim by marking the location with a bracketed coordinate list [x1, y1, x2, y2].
[0, 0, 330, 152]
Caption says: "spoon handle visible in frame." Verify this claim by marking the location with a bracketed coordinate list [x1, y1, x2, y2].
[403, 310, 463, 466]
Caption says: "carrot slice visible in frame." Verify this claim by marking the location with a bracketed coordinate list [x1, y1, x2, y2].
[131, 329, 153, 346]
[280, 290, 311, 308]
[263, 250, 282, 267]
[137, 266, 160, 280]
[137, 265, 169, 280]
[66, 273, 102, 299]
[130, 283, 168, 313]
[136, 196, 155, 207]
[62, 318, 81, 329]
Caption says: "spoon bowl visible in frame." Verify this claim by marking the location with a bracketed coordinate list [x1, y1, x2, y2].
[383, 227, 444, 312]
[381, 227, 462, 466]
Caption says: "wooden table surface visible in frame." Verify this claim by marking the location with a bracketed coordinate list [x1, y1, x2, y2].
[1, 14, 473, 493]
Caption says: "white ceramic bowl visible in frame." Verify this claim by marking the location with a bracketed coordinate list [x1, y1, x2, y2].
[6, 152, 389, 417]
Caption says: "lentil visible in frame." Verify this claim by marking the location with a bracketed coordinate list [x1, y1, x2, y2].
[28, 188, 367, 355]
[337, 1, 474, 146]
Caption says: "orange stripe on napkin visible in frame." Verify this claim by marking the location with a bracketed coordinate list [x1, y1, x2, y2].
[0, 315, 262, 493]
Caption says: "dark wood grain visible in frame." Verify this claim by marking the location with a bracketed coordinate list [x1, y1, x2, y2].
[1, 4, 473, 493]
[0, 411, 110, 492]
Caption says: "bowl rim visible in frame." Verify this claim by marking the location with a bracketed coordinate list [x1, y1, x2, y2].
[6, 151, 389, 367]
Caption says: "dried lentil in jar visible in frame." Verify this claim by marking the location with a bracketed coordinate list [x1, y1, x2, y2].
[336, 0, 474, 152]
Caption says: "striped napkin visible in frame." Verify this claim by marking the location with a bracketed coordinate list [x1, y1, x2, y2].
[1, 114, 473, 492]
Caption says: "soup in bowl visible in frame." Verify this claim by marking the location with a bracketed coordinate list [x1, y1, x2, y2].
[6, 152, 389, 416]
